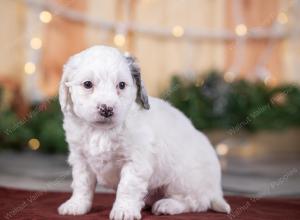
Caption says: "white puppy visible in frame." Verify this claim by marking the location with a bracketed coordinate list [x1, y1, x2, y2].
[58, 46, 230, 220]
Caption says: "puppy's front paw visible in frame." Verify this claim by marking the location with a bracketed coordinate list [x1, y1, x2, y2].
[58, 198, 91, 215]
[110, 204, 141, 220]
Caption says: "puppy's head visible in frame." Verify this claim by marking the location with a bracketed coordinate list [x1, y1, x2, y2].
[59, 46, 149, 128]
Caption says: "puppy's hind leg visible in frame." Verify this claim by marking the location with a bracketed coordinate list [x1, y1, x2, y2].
[210, 197, 231, 214]
[152, 198, 188, 215]
[152, 194, 212, 215]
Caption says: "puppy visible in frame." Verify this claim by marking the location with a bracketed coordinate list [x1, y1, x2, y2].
[58, 46, 230, 220]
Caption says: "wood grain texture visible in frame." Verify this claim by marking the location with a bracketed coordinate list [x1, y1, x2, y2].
[40, 0, 87, 96]
[224, 0, 282, 84]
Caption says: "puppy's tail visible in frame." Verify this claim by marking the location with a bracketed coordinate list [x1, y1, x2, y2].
[211, 197, 231, 214]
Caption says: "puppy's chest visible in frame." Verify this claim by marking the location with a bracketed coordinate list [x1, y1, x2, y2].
[82, 131, 126, 172]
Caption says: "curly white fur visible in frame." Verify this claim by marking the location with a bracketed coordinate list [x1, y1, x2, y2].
[58, 46, 230, 220]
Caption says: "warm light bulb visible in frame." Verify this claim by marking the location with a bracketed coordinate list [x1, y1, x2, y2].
[114, 34, 126, 47]
[30, 37, 42, 50]
[172, 25, 184, 37]
[216, 144, 229, 156]
[24, 62, 36, 74]
[264, 76, 277, 87]
[39, 11, 52, 23]
[277, 12, 288, 24]
[224, 71, 235, 82]
[235, 24, 247, 36]
[28, 138, 40, 150]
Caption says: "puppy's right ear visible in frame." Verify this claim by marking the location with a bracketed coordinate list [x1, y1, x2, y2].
[59, 62, 73, 114]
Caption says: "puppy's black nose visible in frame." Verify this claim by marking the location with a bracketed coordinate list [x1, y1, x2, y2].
[98, 104, 114, 118]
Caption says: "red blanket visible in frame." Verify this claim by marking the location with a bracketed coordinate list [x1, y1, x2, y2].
[1, 187, 299, 220]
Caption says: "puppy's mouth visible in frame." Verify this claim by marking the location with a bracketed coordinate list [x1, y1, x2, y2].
[94, 119, 112, 124]
[93, 117, 115, 126]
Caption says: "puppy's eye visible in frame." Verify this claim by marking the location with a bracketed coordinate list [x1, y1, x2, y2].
[83, 81, 93, 89]
[118, 82, 126, 90]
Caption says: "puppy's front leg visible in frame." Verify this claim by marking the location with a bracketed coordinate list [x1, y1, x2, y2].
[110, 162, 152, 220]
[58, 152, 96, 215]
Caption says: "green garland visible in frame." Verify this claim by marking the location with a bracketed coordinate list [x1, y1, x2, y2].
[163, 71, 300, 131]
[1, 72, 300, 153]
[0, 96, 67, 153]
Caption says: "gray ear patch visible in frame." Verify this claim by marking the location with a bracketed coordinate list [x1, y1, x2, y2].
[125, 55, 150, 110]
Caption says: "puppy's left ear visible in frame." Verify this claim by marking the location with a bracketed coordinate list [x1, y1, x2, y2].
[125, 54, 150, 110]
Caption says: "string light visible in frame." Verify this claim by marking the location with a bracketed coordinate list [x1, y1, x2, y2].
[264, 76, 277, 87]
[24, 62, 36, 74]
[30, 37, 42, 50]
[113, 34, 126, 47]
[24, 0, 293, 91]
[235, 24, 247, 36]
[172, 25, 184, 37]
[25, 0, 299, 40]
[216, 143, 229, 156]
[28, 138, 40, 150]
[224, 71, 236, 82]
[39, 11, 52, 23]
[277, 12, 288, 24]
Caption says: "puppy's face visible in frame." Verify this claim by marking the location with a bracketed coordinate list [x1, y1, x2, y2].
[60, 46, 149, 129]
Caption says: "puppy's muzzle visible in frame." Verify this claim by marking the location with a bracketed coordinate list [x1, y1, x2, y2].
[98, 104, 114, 118]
